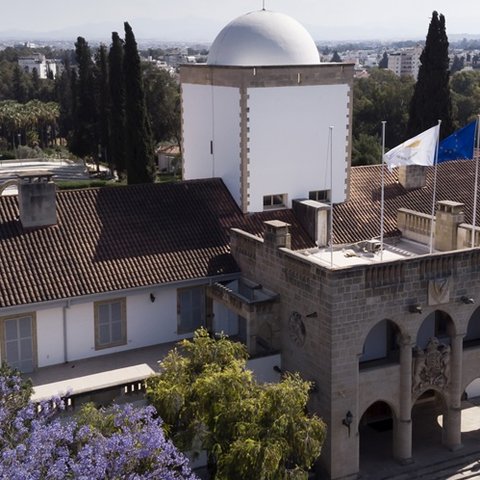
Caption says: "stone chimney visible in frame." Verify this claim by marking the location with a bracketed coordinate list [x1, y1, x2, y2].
[398, 165, 427, 190]
[292, 199, 330, 247]
[263, 220, 291, 249]
[17, 171, 57, 229]
[434, 201, 464, 251]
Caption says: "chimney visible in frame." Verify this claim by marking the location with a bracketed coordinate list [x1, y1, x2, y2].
[434, 200, 464, 251]
[292, 199, 330, 247]
[264, 220, 291, 249]
[17, 171, 57, 229]
[398, 165, 427, 190]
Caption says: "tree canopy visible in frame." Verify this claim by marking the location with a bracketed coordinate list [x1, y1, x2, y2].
[352, 69, 414, 165]
[407, 11, 453, 138]
[451, 70, 480, 128]
[0, 364, 196, 479]
[146, 328, 326, 480]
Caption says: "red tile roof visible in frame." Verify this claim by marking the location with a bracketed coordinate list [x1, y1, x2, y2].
[0, 178, 314, 309]
[334, 161, 480, 245]
[0, 179, 244, 308]
[7, 160, 474, 308]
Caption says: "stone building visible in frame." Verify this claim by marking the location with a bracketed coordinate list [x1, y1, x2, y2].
[223, 162, 480, 479]
[179, 9, 480, 479]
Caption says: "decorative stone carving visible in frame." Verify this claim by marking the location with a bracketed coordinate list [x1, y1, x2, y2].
[428, 278, 451, 305]
[412, 337, 450, 395]
[288, 311, 306, 347]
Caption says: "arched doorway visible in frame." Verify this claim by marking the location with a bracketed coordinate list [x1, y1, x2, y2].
[461, 378, 480, 448]
[411, 389, 446, 452]
[359, 401, 396, 472]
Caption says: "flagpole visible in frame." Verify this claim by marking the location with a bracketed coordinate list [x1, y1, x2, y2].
[380, 121, 386, 261]
[429, 120, 442, 254]
[329, 126, 334, 268]
[472, 115, 480, 248]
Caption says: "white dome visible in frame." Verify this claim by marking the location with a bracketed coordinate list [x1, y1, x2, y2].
[207, 10, 320, 66]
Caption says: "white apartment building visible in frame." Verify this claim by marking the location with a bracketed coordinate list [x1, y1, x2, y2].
[387, 45, 423, 79]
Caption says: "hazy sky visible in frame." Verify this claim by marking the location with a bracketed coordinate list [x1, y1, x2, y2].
[1, 0, 479, 41]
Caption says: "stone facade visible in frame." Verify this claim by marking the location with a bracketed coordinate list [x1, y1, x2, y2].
[230, 220, 480, 479]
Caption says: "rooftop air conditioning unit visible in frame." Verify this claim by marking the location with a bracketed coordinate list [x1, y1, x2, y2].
[364, 239, 382, 253]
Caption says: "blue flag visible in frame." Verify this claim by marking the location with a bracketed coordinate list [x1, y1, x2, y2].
[438, 120, 477, 163]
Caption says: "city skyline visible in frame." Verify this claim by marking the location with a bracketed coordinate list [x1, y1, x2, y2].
[1, 0, 479, 42]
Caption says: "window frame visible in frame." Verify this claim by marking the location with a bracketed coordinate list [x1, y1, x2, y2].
[308, 190, 330, 202]
[94, 298, 127, 350]
[0, 312, 37, 372]
[263, 193, 287, 210]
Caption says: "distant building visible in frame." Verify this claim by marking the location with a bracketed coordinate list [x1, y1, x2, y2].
[387, 45, 422, 79]
[18, 53, 62, 79]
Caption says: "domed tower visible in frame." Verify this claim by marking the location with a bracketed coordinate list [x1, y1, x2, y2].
[181, 10, 354, 213]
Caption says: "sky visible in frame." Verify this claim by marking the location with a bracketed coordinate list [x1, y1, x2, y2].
[1, 0, 479, 42]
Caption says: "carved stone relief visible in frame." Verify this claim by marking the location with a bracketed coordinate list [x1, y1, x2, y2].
[428, 278, 451, 305]
[288, 311, 306, 347]
[412, 337, 450, 395]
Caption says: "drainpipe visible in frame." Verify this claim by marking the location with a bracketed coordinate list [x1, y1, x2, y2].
[63, 300, 70, 362]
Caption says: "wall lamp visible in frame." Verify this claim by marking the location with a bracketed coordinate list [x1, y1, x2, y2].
[342, 411, 353, 437]
[461, 296, 475, 305]
[306, 311, 318, 318]
[409, 304, 422, 314]
[149, 293, 156, 303]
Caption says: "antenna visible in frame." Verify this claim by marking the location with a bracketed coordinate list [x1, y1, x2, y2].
[262, 0, 266, 10]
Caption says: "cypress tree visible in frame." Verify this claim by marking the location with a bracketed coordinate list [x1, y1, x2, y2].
[378, 51, 388, 69]
[95, 44, 110, 172]
[12, 64, 29, 103]
[407, 11, 453, 138]
[123, 22, 154, 184]
[108, 32, 127, 177]
[70, 37, 98, 158]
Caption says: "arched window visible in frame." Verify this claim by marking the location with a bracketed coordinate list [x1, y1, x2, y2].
[416, 310, 453, 349]
[360, 320, 400, 369]
[464, 307, 480, 348]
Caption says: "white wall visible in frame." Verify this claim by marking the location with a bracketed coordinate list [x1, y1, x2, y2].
[247, 84, 350, 211]
[182, 84, 213, 181]
[182, 84, 242, 204]
[37, 308, 64, 367]
[34, 287, 201, 364]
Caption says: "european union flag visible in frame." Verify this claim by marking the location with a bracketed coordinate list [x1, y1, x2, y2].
[438, 120, 477, 163]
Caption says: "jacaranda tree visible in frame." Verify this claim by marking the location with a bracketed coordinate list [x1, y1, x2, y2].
[0, 364, 196, 480]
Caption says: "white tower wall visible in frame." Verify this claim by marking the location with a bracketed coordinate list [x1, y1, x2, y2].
[247, 84, 350, 211]
[182, 83, 242, 205]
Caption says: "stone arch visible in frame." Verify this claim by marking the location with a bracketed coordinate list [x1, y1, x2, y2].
[416, 309, 455, 349]
[464, 377, 480, 401]
[359, 319, 401, 369]
[463, 306, 480, 349]
[411, 389, 448, 452]
[359, 400, 397, 470]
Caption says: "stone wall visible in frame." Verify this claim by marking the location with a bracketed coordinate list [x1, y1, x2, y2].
[231, 223, 480, 479]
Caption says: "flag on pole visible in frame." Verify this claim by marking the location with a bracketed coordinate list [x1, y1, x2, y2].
[383, 125, 440, 171]
[438, 120, 477, 163]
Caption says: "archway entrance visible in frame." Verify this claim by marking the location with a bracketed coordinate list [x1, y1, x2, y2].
[411, 389, 445, 453]
[359, 401, 395, 473]
[461, 379, 480, 446]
